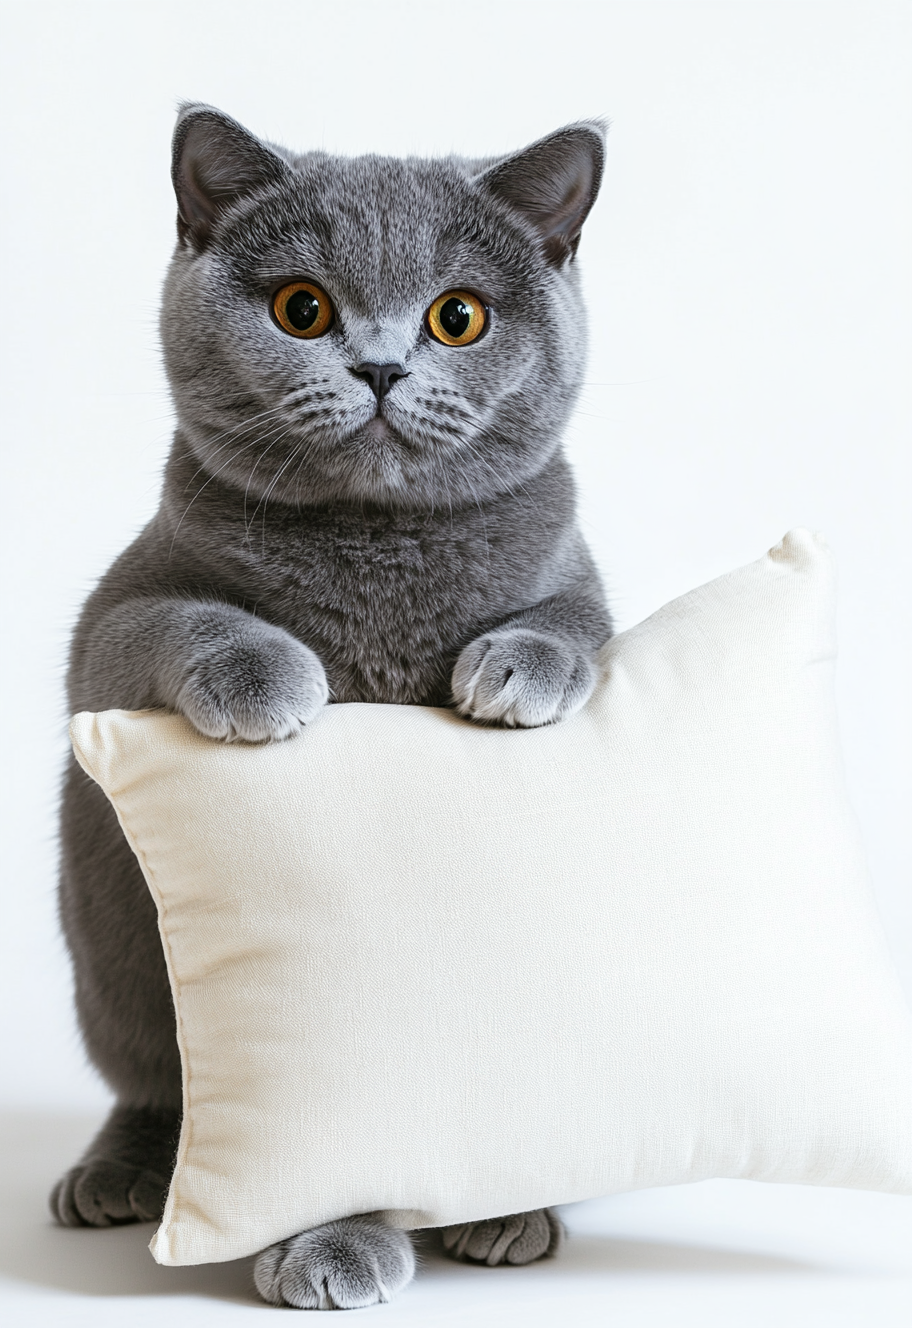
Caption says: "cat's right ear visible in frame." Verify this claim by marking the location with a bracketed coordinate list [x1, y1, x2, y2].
[475, 121, 607, 267]
[171, 104, 290, 250]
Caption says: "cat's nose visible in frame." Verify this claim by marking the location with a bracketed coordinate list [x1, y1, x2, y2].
[351, 362, 408, 401]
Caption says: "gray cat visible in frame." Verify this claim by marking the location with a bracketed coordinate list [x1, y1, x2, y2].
[52, 104, 611, 1309]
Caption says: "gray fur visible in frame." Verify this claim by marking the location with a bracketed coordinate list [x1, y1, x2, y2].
[441, 1208, 564, 1265]
[51, 1105, 178, 1226]
[54, 104, 611, 1305]
[253, 1217, 415, 1310]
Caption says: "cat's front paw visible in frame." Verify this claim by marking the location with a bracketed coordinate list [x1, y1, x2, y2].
[441, 1207, 563, 1265]
[177, 628, 328, 742]
[452, 628, 595, 728]
[253, 1217, 415, 1310]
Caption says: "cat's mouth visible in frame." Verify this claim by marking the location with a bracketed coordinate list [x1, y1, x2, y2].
[350, 414, 420, 456]
[361, 416, 395, 442]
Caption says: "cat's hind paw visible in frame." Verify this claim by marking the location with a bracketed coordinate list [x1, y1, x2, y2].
[253, 1216, 416, 1310]
[441, 1207, 563, 1266]
[51, 1161, 169, 1227]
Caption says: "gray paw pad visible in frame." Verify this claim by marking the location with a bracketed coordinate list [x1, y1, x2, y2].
[51, 1161, 169, 1227]
[253, 1216, 416, 1310]
[441, 1208, 563, 1266]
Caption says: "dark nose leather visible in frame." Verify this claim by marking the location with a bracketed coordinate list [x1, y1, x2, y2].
[352, 362, 408, 400]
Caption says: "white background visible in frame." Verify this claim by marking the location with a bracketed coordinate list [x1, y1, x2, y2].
[0, 2, 910, 1324]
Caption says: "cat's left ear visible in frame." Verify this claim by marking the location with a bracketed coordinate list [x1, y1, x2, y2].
[476, 121, 606, 266]
[171, 103, 291, 250]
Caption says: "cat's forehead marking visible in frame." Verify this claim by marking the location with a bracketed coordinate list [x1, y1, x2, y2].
[255, 155, 498, 316]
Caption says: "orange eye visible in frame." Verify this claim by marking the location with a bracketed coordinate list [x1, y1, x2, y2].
[426, 290, 487, 346]
[272, 282, 334, 338]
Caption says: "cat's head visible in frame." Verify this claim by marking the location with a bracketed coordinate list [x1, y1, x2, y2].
[161, 104, 605, 510]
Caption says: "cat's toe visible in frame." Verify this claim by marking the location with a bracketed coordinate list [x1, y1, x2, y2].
[253, 1216, 415, 1310]
[51, 1161, 169, 1227]
[441, 1208, 563, 1266]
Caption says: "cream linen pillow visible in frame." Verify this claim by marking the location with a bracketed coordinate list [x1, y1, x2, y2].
[69, 529, 912, 1268]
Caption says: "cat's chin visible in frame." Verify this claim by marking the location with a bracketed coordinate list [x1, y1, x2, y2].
[334, 415, 417, 502]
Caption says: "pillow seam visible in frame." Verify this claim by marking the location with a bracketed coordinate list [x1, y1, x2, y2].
[98, 794, 195, 1262]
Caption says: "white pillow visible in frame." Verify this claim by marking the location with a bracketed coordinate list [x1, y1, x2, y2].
[69, 529, 912, 1268]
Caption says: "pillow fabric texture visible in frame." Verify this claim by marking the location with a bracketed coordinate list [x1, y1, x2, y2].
[69, 530, 912, 1267]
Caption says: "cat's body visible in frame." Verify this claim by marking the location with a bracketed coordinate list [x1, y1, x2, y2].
[54, 105, 610, 1309]
[70, 444, 602, 718]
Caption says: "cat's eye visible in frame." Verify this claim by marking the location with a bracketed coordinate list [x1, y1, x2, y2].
[426, 290, 487, 347]
[272, 282, 334, 339]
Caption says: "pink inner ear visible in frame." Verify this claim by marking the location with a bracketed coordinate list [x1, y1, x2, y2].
[544, 175, 593, 238]
[177, 151, 216, 229]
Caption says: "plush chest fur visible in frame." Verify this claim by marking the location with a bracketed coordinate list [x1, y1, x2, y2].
[222, 504, 502, 705]
[88, 446, 582, 709]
